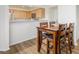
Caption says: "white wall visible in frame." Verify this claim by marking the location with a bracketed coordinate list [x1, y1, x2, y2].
[45, 8, 51, 20]
[76, 6, 79, 40]
[49, 6, 58, 22]
[0, 6, 9, 51]
[44, 7, 58, 22]
[9, 21, 39, 45]
[58, 5, 77, 45]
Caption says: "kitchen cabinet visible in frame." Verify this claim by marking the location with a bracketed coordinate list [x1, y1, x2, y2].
[13, 10, 27, 19]
[26, 11, 32, 19]
[9, 9, 27, 20]
[9, 8, 45, 21]
[32, 8, 45, 19]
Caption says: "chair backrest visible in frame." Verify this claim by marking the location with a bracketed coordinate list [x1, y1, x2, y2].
[58, 24, 67, 40]
[40, 22, 48, 28]
[58, 23, 73, 53]
[58, 24, 67, 53]
[68, 23, 74, 48]
[59, 24, 67, 32]
[69, 23, 74, 27]
[66, 23, 74, 37]
[49, 22, 56, 27]
[69, 23, 74, 32]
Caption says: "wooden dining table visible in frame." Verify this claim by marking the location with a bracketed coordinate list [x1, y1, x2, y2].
[37, 26, 59, 54]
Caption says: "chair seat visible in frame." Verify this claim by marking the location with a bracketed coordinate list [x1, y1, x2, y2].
[42, 32, 53, 40]
[49, 45, 53, 49]
[44, 33, 53, 38]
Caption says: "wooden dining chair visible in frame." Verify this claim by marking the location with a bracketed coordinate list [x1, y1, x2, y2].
[46, 22, 59, 53]
[40, 22, 49, 53]
[69, 23, 74, 48]
[40, 22, 54, 53]
[65, 23, 74, 53]
[58, 23, 73, 54]
[58, 24, 68, 54]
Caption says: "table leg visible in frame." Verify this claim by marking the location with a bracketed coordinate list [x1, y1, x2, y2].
[68, 34, 72, 54]
[57, 32, 61, 54]
[37, 29, 42, 52]
[47, 39, 49, 54]
[37, 29, 40, 52]
[53, 32, 57, 54]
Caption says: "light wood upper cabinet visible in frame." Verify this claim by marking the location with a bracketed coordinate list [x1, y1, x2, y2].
[13, 10, 27, 19]
[9, 8, 45, 20]
[32, 8, 45, 19]
[9, 9, 32, 20]
[26, 11, 32, 19]
[36, 8, 45, 19]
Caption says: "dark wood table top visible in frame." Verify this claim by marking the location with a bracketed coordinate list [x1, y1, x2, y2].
[37, 27, 59, 32]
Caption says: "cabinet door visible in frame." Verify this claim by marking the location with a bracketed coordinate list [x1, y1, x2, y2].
[13, 10, 26, 19]
[36, 8, 45, 19]
[31, 8, 45, 19]
[26, 11, 32, 19]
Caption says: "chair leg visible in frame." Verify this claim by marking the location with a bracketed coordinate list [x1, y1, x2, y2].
[68, 39, 72, 54]
[69, 44, 72, 54]
[58, 40, 61, 54]
[65, 40, 68, 54]
[47, 39, 49, 54]
[66, 45, 68, 54]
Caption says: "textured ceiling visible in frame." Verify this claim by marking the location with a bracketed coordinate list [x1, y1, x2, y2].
[9, 5, 57, 11]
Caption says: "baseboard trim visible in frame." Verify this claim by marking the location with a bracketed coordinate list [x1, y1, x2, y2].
[10, 37, 36, 46]
[0, 47, 10, 51]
